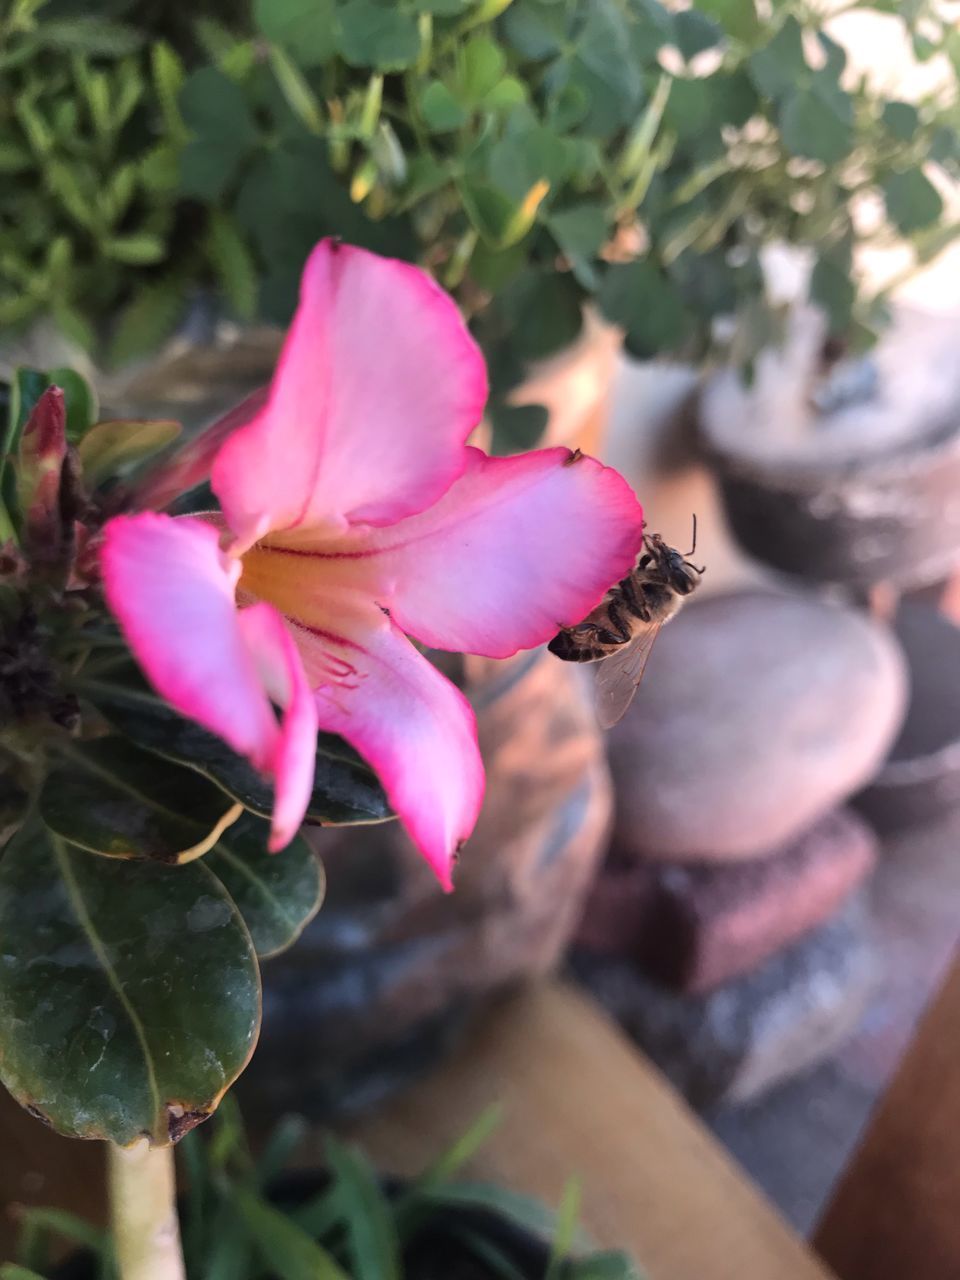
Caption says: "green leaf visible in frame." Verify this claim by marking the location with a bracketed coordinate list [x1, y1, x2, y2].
[269, 44, 325, 133]
[400, 1104, 502, 1207]
[4, 368, 52, 458]
[882, 168, 944, 234]
[662, 77, 713, 139]
[206, 813, 323, 958]
[882, 101, 920, 142]
[548, 202, 608, 260]
[487, 401, 549, 455]
[461, 35, 506, 103]
[40, 737, 243, 864]
[748, 15, 806, 99]
[102, 234, 166, 266]
[779, 89, 851, 164]
[78, 665, 393, 826]
[77, 418, 182, 486]
[0, 816, 260, 1145]
[324, 1137, 401, 1280]
[419, 80, 468, 132]
[418, 1182, 559, 1242]
[810, 257, 855, 334]
[178, 68, 258, 200]
[508, 272, 583, 361]
[566, 1253, 646, 1280]
[45, 367, 97, 442]
[545, 1177, 581, 1280]
[599, 260, 691, 357]
[336, 1, 420, 70]
[460, 176, 549, 249]
[254, 0, 336, 66]
[107, 280, 184, 368]
[33, 18, 143, 56]
[206, 211, 258, 320]
[691, 0, 759, 42]
[236, 1188, 350, 1280]
[673, 10, 724, 59]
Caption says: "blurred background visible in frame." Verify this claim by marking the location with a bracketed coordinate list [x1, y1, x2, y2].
[3, 0, 960, 1247]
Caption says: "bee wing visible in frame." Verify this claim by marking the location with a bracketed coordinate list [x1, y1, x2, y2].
[594, 623, 663, 729]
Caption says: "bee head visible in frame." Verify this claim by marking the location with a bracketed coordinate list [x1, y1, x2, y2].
[643, 532, 704, 594]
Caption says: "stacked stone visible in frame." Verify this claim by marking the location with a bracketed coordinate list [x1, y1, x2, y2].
[570, 588, 908, 1107]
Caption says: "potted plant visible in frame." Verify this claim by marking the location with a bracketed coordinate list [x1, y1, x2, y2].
[5, 1099, 644, 1280]
[0, 239, 647, 1278]
[693, 7, 960, 591]
[6, 0, 958, 458]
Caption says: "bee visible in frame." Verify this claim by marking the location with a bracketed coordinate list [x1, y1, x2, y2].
[548, 520, 704, 729]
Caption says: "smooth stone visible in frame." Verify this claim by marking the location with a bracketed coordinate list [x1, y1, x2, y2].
[569, 893, 876, 1109]
[577, 808, 876, 993]
[607, 589, 907, 861]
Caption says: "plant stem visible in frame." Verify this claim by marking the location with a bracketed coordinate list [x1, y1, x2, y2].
[108, 1141, 187, 1280]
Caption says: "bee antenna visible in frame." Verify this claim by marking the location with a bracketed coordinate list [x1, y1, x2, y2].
[681, 513, 698, 558]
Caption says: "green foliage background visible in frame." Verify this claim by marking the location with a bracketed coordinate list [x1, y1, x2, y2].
[1, 0, 959, 435]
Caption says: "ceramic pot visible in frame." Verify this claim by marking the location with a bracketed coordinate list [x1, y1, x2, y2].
[855, 602, 960, 831]
[242, 648, 612, 1120]
[699, 309, 960, 590]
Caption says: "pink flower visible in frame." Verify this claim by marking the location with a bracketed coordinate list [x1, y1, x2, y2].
[101, 241, 644, 888]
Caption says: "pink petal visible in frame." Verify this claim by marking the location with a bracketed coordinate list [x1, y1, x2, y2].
[290, 605, 484, 889]
[237, 603, 319, 851]
[265, 447, 645, 659]
[132, 388, 268, 511]
[100, 515, 316, 847]
[212, 240, 487, 549]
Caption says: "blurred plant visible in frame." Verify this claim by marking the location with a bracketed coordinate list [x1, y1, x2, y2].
[2, 0, 960, 447]
[3, 1100, 645, 1279]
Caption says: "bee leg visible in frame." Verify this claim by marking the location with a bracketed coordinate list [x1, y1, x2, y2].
[618, 575, 652, 622]
[605, 601, 634, 644]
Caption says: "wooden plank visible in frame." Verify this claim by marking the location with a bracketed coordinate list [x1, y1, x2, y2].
[341, 982, 836, 1280]
[814, 948, 960, 1280]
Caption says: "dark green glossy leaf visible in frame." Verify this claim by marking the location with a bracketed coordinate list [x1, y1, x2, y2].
[78, 665, 392, 826]
[0, 817, 260, 1145]
[883, 168, 944, 234]
[40, 737, 242, 863]
[336, 1, 420, 70]
[206, 813, 323, 958]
